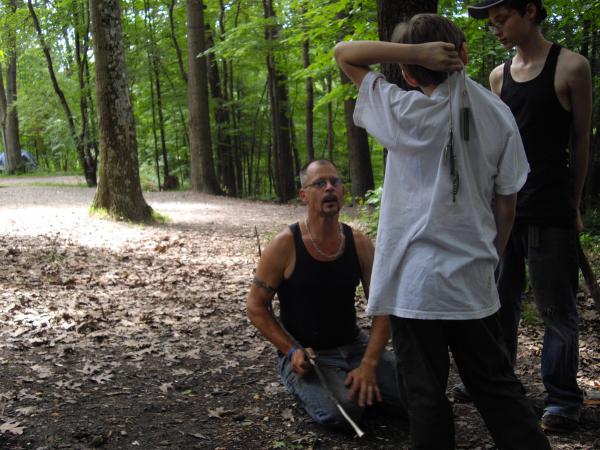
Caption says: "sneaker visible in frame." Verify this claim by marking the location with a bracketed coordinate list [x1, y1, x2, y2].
[540, 413, 578, 433]
[449, 383, 472, 403]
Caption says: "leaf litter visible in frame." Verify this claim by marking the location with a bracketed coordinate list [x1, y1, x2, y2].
[0, 185, 598, 449]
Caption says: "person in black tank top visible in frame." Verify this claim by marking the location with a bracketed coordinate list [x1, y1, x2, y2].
[247, 160, 406, 429]
[468, 0, 592, 434]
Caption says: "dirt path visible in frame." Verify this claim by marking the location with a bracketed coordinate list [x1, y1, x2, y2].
[0, 179, 599, 449]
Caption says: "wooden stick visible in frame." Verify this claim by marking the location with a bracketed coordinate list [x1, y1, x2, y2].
[577, 239, 600, 314]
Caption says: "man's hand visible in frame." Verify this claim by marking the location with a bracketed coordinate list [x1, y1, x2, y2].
[416, 42, 463, 73]
[345, 361, 382, 407]
[290, 347, 315, 376]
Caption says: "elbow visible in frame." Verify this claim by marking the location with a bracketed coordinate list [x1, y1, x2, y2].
[333, 41, 348, 64]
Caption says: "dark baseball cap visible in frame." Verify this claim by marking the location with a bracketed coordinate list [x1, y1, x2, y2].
[468, 0, 545, 19]
[468, 0, 509, 19]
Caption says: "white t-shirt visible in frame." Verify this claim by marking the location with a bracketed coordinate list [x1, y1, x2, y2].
[354, 71, 529, 320]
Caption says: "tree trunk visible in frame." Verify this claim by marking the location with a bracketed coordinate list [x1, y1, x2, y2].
[0, 63, 7, 154]
[207, 24, 237, 196]
[326, 74, 334, 162]
[3, 0, 22, 174]
[168, 0, 187, 84]
[28, 0, 97, 186]
[376, 0, 438, 86]
[340, 69, 374, 197]
[74, 0, 97, 182]
[264, 0, 295, 202]
[302, 5, 314, 163]
[90, 0, 152, 222]
[186, 0, 221, 194]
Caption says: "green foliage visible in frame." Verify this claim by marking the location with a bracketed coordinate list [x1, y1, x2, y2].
[521, 298, 541, 325]
[358, 185, 382, 237]
[2, 0, 598, 204]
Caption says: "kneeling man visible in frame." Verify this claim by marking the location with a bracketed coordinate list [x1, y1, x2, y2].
[247, 159, 405, 428]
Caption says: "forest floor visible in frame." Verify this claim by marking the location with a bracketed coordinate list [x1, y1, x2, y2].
[0, 176, 599, 450]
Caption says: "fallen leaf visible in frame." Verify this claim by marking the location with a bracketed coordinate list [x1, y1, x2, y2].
[0, 421, 24, 435]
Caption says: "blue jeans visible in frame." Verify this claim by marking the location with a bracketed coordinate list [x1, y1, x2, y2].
[277, 333, 406, 427]
[497, 223, 583, 419]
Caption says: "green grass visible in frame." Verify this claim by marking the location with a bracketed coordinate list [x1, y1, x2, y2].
[0, 169, 81, 178]
[20, 182, 89, 188]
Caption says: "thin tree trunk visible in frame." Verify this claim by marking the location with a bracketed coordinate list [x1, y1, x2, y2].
[4, 0, 22, 173]
[168, 0, 187, 84]
[90, 0, 152, 222]
[28, 0, 97, 186]
[263, 0, 295, 202]
[186, 0, 220, 194]
[207, 24, 236, 196]
[302, 5, 314, 163]
[0, 63, 7, 155]
[74, 0, 96, 181]
[324, 75, 335, 162]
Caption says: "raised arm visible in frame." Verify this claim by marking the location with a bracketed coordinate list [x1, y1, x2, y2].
[334, 40, 463, 87]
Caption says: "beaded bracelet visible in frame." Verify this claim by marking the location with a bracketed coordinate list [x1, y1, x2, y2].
[286, 346, 298, 360]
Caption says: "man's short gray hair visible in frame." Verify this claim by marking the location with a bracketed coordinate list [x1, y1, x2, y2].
[299, 160, 338, 187]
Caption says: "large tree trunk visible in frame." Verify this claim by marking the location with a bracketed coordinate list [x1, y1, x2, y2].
[90, 0, 152, 222]
[3, 0, 22, 174]
[264, 0, 296, 202]
[376, 0, 438, 86]
[375, 0, 438, 171]
[187, 0, 221, 194]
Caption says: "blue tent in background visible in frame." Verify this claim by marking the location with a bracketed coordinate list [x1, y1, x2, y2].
[0, 150, 37, 172]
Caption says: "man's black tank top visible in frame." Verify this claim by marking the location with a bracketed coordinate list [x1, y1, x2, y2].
[501, 43, 574, 226]
[277, 222, 361, 350]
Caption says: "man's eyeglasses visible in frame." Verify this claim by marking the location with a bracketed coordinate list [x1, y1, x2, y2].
[303, 177, 343, 189]
[486, 10, 517, 33]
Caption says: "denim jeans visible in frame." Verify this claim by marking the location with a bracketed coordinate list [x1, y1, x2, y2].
[390, 315, 551, 450]
[497, 223, 583, 419]
[277, 332, 406, 427]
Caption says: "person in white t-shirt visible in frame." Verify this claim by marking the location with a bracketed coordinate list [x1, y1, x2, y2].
[335, 13, 551, 449]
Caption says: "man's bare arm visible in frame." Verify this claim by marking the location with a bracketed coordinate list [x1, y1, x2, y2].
[566, 53, 592, 230]
[493, 193, 517, 257]
[246, 231, 294, 355]
[334, 40, 463, 88]
[345, 231, 390, 406]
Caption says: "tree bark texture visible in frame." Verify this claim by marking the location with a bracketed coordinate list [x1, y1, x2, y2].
[3, 0, 22, 173]
[207, 24, 237, 196]
[90, 0, 152, 222]
[264, 0, 295, 202]
[0, 63, 7, 151]
[341, 70, 374, 198]
[186, 0, 221, 194]
[302, 4, 314, 163]
[376, 0, 438, 87]
[336, 9, 373, 198]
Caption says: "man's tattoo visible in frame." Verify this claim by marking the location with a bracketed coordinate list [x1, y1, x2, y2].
[253, 276, 277, 294]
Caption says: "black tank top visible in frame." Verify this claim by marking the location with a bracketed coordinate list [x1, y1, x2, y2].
[501, 43, 574, 226]
[277, 222, 361, 350]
